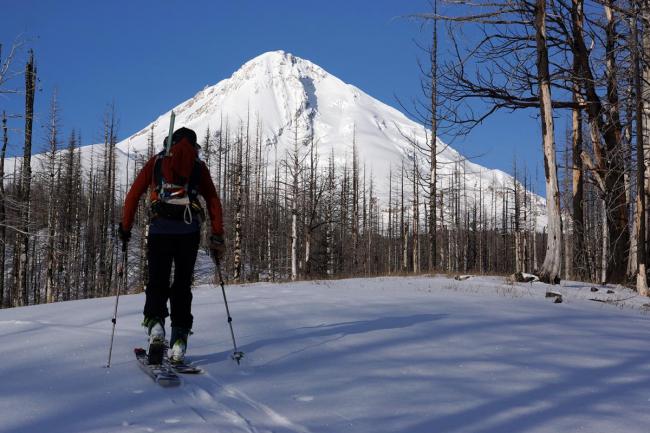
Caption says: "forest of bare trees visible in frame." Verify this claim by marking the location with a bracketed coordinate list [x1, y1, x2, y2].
[2, 0, 650, 308]
[419, 0, 650, 293]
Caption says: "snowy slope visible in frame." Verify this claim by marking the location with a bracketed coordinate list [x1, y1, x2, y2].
[2, 274, 650, 433]
[5, 50, 546, 227]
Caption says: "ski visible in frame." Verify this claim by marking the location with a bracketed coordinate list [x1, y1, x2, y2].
[134, 348, 181, 387]
[169, 360, 203, 375]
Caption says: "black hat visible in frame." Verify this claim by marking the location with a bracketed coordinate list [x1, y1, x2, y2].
[171, 127, 198, 147]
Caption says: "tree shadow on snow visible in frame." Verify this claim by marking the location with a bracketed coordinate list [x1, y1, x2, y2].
[191, 313, 447, 367]
[405, 348, 650, 433]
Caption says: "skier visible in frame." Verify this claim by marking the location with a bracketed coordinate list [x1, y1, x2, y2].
[118, 126, 225, 364]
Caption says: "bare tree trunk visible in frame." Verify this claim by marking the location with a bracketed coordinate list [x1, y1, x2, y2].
[513, 162, 523, 273]
[400, 164, 408, 272]
[602, 0, 628, 283]
[304, 135, 319, 276]
[326, 153, 335, 277]
[388, 169, 393, 274]
[233, 137, 243, 281]
[600, 199, 608, 284]
[429, 0, 438, 271]
[97, 107, 117, 297]
[0, 111, 7, 307]
[571, 89, 585, 279]
[266, 209, 273, 281]
[291, 195, 298, 281]
[440, 189, 446, 270]
[535, 0, 563, 284]
[643, 0, 650, 262]
[632, 9, 648, 295]
[562, 145, 572, 279]
[45, 92, 60, 303]
[14, 50, 36, 306]
[412, 155, 420, 274]
[352, 129, 359, 271]
[289, 119, 301, 281]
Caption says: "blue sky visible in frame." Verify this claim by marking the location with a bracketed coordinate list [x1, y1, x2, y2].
[1, 0, 545, 193]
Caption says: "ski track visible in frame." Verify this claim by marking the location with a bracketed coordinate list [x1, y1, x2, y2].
[175, 371, 314, 433]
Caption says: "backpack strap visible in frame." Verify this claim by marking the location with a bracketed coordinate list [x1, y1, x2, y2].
[187, 159, 202, 200]
[152, 154, 164, 199]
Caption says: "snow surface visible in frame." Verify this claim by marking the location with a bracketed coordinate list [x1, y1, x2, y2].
[2, 274, 650, 433]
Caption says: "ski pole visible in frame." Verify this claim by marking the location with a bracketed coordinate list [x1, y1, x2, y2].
[106, 239, 128, 368]
[213, 256, 244, 364]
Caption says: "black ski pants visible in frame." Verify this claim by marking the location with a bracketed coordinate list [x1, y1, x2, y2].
[144, 231, 200, 330]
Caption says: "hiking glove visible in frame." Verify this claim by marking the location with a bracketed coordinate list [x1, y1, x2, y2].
[209, 234, 226, 261]
[118, 223, 131, 243]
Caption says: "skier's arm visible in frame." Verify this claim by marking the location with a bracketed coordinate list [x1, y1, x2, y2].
[197, 163, 224, 236]
[121, 157, 155, 231]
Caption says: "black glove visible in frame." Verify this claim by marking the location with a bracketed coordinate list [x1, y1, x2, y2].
[118, 223, 131, 244]
[209, 234, 226, 261]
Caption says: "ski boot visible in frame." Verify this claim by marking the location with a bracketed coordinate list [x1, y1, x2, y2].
[169, 326, 190, 365]
[143, 316, 166, 365]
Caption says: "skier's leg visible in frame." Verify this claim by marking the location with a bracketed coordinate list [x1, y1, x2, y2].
[144, 233, 174, 323]
[169, 231, 200, 330]
[168, 232, 199, 363]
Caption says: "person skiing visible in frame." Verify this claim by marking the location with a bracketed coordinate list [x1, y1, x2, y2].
[118, 126, 225, 364]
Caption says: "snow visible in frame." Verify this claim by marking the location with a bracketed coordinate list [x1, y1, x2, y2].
[2, 275, 650, 433]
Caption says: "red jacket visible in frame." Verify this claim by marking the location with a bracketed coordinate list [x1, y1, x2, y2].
[121, 138, 224, 236]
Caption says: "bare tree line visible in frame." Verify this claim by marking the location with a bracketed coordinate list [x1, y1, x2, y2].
[3, 0, 650, 309]
[415, 0, 650, 293]
[0, 85, 545, 309]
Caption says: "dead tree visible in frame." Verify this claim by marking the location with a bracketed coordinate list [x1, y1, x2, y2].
[233, 131, 243, 282]
[44, 92, 61, 303]
[418, 0, 642, 283]
[0, 111, 7, 307]
[572, 0, 629, 283]
[286, 114, 307, 281]
[429, 0, 439, 271]
[13, 50, 36, 306]
[631, 5, 648, 294]
[412, 150, 421, 274]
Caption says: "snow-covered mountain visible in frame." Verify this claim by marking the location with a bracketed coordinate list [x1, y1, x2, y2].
[117, 50, 544, 224]
[120, 49, 436, 171]
[8, 50, 546, 227]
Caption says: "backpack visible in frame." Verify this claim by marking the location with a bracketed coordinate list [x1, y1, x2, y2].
[151, 151, 204, 224]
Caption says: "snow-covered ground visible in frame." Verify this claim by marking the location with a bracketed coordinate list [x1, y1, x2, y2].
[2, 275, 650, 433]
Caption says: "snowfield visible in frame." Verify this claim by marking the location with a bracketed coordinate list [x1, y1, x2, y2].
[2, 275, 650, 433]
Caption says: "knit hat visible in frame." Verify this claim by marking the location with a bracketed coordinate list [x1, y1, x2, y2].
[172, 127, 198, 147]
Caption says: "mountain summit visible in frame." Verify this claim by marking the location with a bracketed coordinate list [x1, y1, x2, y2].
[119, 49, 424, 171]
